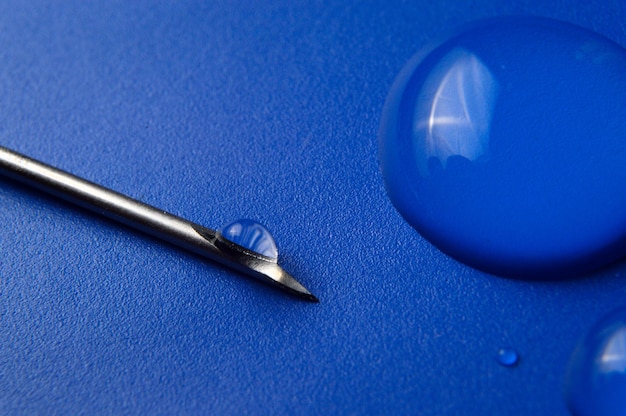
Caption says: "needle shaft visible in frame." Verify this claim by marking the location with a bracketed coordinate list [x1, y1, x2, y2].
[0, 145, 318, 302]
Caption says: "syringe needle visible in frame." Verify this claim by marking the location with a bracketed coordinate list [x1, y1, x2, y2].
[0, 145, 318, 302]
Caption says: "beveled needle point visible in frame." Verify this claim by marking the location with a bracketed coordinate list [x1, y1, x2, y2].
[0, 145, 318, 302]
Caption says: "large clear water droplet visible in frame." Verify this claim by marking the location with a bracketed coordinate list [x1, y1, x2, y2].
[218, 219, 278, 260]
[379, 17, 626, 278]
[565, 306, 626, 416]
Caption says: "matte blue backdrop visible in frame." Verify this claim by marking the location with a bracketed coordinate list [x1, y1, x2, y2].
[1, 1, 625, 414]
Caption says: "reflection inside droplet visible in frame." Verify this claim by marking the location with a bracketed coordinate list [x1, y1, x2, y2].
[413, 48, 498, 177]
[218, 219, 278, 260]
[565, 307, 626, 416]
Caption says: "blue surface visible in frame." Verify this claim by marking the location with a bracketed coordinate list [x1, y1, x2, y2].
[379, 17, 626, 279]
[1, 1, 626, 415]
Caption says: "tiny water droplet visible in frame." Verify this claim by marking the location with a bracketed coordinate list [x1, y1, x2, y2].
[565, 306, 626, 416]
[379, 17, 626, 278]
[218, 219, 278, 260]
[497, 348, 519, 367]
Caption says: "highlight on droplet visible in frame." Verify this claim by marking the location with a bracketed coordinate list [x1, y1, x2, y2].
[564, 306, 626, 416]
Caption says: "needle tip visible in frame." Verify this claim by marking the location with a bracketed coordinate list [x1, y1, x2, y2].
[279, 277, 319, 303]
[302, 292, 320, 303]
[251, 261, 319, 302]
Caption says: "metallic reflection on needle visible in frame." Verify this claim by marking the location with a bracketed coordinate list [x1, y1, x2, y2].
[0, 145, 318, 302]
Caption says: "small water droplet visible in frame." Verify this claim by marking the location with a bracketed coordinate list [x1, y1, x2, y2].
[497, 348, 519, 367]
[565, 306, 626, 416]
[379, 17, 626, 278]
[218, 219, 278, 260]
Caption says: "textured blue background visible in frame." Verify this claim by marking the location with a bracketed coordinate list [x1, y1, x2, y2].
[1, 1, 625, 414]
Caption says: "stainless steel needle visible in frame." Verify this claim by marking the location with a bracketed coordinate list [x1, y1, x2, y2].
[0, 145, 318, 302]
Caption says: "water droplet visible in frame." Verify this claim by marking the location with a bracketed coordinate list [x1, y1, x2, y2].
[379, 17, 626, 278]
[217, 219, 278, 260]
[564, 306, 626, 416]
[496, 348, 519, 367]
